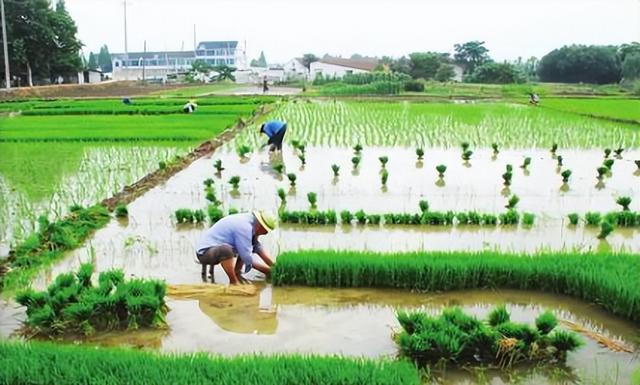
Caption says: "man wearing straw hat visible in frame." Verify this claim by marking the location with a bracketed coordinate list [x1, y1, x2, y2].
[195, 210, 277, 284]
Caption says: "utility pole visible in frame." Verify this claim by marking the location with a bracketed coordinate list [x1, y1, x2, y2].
[142, 40, 146, 82]
[193, 24, 196, 52]
[123, 0, 128, 55]
[1, 0, 10, 89]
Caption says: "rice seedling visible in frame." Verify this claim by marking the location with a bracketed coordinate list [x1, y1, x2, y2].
[502, 171, 513, 186]
[114, 204, 128, 218]
[604, 148, 612, 158]
[379, 156, 389, 168]
[228, 207, 239, 215]
[614, 147, 624, 157]
[214, 159, 224, 173]
[158, 161, 167, 170]
[298, 154, 306, 165]
[556, 156, 563, 167]
[635, 160, 640, 169]
[550, 143, 558, 154]
[561, 169, 572, 183]
[482, 213, 498, 225]
[277, 188, 286, 206]
[0, 340, 420, 385]
[279, 210, 338, 225]
[505, 194, 519, 209]
[499, 210, 520, 225]
[367, 214, 382, 225]
[506, 164, 513, 173]
[291, 139, 301, 149]
[597, 221, 614, 239]
[353, 143, 363, 154]
[307, 192, 318, 210]
[488, 305, 510, 326]
[236, 144, 252, 158]
[228, 176, 241, 190]
[567, 213, 580, 225]
[603, 159, 615, 170]
[273, 163, 285, 174]
[203, 178, 214, 187]
[205, 186, 220, 204]
[492, 143, 499, 155]
[520, 157, 531, 169]
[331, 164, 340, 177]
[272, 250, 640, 322]
[351, 156, 361, 168]
[175, 208, 205, 224]
[419, 200, 429, 213]
[355, 209, 367, 225]
[461, 142, 470, 152]
[207, 205, 224, 223]
[616, 196, 632, 211]
[297, 142, 307, 155]
[340, 210, 354, 224]
[287, 173, 297, 187]
[596, 166, 608, 179]
[15, 263, 167, 335]
[585, 212, 602, 226]
[415, 148, 424, 161]
[436, 164, 447, 178]
[461, 150, 473, 161]
[522, 213, 535, 226]
[381, 169, 389, 186]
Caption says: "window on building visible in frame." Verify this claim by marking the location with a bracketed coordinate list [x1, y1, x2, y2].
[346, 70, 353, 75]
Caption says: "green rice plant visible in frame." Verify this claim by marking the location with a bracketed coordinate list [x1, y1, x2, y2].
[272, 250, 640, 322]
[549, 330, 584, 353]
[520, 157, 531, 169]
[499, 210, 520, 225]
[467, 211, 481, 225]
[596, 166, 608, 179]
[214, 159, 224, 173]
[193, 209, 206, 223]
[355, 209, 367, 225]
[277, 188, 286, 205]
[351, 156, 361, 168]
[505, 194, 519, 209]
[603, 159, 615, 170]
[381, 169, 389, 186]
[228, 176, 241, 190]
[604, 148, 612, 158]
[635, 160, 640, 169]
[535, 311, 558, 335]
[419, 200, 429, 213]
[415, 148, 424, 160]
[461, 142, 470, 152]
[331, 164, 340, 177]
[550, 143, 558, 154]
[353, 143, 363, 154]
[273, 163, 285, 174]
[436, 164, 447, 178]
[207, 205, 224, 223]
[482, 213, 498, 225]
[298, 154, 306, 165]
[456, 212, 469, 225]
[307, 192, 318, 210]
[114, 204, 128, 218]
[461, 150, 473, 161]
[337, 210, 352, 225]
[158, 161, 167, 170]
[522, 213, 535, 226]
[378, 156, 389, 168]
[488, 305, 510, 326]
[561, 169, 572, 183]
[614, 147, 624, 156]
[287, 173, 297, 187]
[492, 143, 499, 154]
[567, 213, 580, 225]
[616, 196, 632, 211]
[556, 155, 563, 167]
[502, 171, 513, 186]
[367, 214, 381, 225]
[585, 212, 602, 226]
[297, 142, 306, 155]
[203, 178, 214, 187]
[236, 144, 252, 158]
[205, 186, 220, 204]
[15, 263, 167, 335]
[291, 139, 301, 149]
[506, 164, 513, 173]
[0, 340, 419, 385]
[228, 207, 239, 215]
[597, 221, 615, 239]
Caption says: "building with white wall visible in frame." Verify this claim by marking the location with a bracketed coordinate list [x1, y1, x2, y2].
[283, 58, 309, 80]
[309, 57, 379, 80]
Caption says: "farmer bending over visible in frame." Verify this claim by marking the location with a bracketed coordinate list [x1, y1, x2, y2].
[259, 120, 287, 152]
[195, 211, 276, 284]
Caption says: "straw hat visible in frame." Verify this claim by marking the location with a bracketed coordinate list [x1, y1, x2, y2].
[253, 210, 277, 232]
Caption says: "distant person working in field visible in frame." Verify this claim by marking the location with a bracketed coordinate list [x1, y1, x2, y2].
[259, 120, 288, 152]
[183, 100, 198, 113]
[529, 93, 540, 106]
[195, 211, 276, 284]
[262, 76, 269, 93]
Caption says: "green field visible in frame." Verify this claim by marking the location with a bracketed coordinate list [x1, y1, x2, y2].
[542, 98, 640, 122]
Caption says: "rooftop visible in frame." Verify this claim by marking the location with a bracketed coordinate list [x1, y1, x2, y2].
[318, 57, 379, 71]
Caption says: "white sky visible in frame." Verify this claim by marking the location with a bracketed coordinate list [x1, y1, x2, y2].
[66, 0, 640, 63]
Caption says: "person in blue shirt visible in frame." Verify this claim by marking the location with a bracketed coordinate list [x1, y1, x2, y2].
[259, 120, 287, 152]
[195, 211, 276, 284]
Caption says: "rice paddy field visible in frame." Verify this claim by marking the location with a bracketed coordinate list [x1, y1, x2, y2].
[0, 92, 639, 385]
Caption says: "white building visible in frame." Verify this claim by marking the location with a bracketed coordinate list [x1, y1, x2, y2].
[283, 58, 309, 80]
[309, 57, 379, 80]
[452, 64, 464, 82]
[110, 41, 247, 81]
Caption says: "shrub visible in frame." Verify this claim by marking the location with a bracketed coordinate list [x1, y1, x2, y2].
[114, 204, 128, 218]
[561, 169, 572, 183]
[228, 176, 241, 189]
[404, 80, 425, 92]
[568, 213, 580, 225]
[340, 210, 353, 224]
[307, 192, 318, 209]
[331, 164, 340, 177]
[505, 194, 519, 209]
[287, 173, 297, 187]
[597, 221, 614, 239]
[436, 164, 447, 178]
[616, 196, 632, 211]
[415, 148, 424, 161]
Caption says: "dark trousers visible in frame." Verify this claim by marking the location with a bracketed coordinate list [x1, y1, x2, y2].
[268, 125, 287, 150]
[197, 244, 235, 279]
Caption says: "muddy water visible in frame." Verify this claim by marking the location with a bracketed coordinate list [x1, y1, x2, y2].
[3, 288, 637, 384]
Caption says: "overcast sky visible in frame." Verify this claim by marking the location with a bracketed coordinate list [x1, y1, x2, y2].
[66, 0, 640, 63]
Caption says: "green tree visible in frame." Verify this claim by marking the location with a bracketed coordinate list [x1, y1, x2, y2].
[454, 41, 490, 74]
[408, 52, 450, 80]
[250, 51, 267, 67]
[622, 54, 640, 82]
[466, 62, 525, 84]
[48, 0, 83, 82]
[212, 65, 236, 82]
[87, 52, 98, 70]
[618, 42, 640, 63]
[434, 63, 455, 82]
[98, 45, 112, 72]
[301, 53, 319, 70]
[537, 45, 621, 84]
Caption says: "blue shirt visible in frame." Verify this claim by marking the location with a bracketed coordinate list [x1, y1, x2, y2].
[262, 120, 286, 138]
[196, 213, 263, 273]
